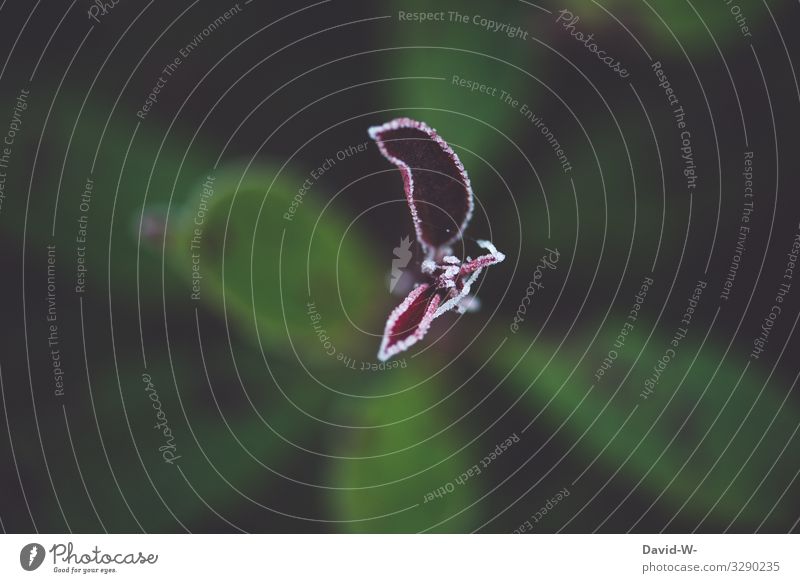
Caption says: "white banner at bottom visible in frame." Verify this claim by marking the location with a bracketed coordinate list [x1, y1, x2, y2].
[0, 534, 796, 582]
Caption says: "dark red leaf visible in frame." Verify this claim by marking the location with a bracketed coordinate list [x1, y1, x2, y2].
[369, 118, 474, 252]
[378, 283, 442, 361]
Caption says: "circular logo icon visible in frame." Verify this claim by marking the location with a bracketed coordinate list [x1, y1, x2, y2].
[20, 543, 46, 571]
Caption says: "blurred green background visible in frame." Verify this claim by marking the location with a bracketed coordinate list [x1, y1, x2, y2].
[0, 0, 798, 532]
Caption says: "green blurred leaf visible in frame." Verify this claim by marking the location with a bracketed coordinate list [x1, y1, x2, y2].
[568, 0, 768, 55]
[488, 321, 799, 529]
[328, 369, 480, 532]
[168, 162, 383, 362]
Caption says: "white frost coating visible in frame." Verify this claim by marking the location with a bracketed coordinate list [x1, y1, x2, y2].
[475, 239, 506, 263]
[378, 283, 440, 361]
[443, 264, 460, 277]
[433, 238, 506, 319]
[435, 262, 461, 290]
[456, 294, 481, 314]
[421, 259, 436, 274]
[368, 117, 475, 252]
[434, 267, 483, 318]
